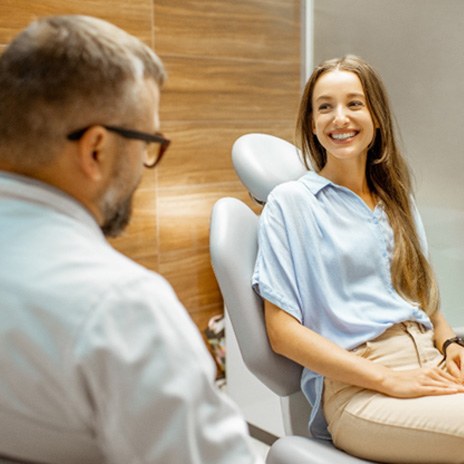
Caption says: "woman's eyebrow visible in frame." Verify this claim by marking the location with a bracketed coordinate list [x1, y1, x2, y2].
[315, 92, 365, 102]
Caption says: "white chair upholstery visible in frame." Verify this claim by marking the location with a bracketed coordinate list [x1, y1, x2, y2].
[209, 133, 378, 464]
[232, 133, 307, 204]
[267, 436, 376, 464]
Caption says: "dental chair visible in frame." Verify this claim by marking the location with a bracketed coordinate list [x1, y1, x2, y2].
[209, 133, 377, 464]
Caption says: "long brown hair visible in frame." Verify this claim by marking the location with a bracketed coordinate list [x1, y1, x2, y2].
[296, 55, 439, 315]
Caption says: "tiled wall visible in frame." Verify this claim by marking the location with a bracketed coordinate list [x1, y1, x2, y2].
[0, 0, 302, 343]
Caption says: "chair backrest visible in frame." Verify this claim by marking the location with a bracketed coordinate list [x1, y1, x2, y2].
[210, 197, 302, 397]
[232, 133, 307, 203]
[209, 133, 308, 398]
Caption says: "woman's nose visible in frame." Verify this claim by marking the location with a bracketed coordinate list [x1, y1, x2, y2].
[333, 105, 349, 126]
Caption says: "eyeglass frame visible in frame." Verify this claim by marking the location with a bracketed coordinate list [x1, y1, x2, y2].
[66, 125, 170, 168]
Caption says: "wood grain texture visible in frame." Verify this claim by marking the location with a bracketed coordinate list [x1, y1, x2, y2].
[157, 121, 297, 188]
[0, 0, 153, 46]
[159, 246, 222, 312]
[109, 181, 159, 272]
[158, 181, 254, 252]
[157, 184, 262, 318]
[154, 0, 300, 62]
[154, 0, 302, 330]
[159, 55, 300, 122]
[155, 120, 297, 319]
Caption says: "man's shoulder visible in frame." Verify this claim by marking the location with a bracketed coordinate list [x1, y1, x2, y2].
[69, 242, 172, 302]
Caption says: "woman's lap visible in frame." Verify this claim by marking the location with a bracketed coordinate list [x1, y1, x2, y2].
[329, 389, 464, 463]
[323, 322, 464, 463]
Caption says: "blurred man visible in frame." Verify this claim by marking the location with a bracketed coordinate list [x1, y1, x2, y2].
[0, 15, 261, 464]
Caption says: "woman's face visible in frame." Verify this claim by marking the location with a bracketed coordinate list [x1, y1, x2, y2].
[311, 70, 376, 165]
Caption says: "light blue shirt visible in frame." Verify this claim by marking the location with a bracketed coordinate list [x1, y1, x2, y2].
[252, 171, 432, 439]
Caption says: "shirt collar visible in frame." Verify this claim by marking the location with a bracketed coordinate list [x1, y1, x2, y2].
[0, 171, 103, 237]
[300, 170, 333, 195]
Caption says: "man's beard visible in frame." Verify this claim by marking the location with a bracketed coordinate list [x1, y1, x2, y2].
[98, 142, 142, 238]
[100, 191, 133, 238]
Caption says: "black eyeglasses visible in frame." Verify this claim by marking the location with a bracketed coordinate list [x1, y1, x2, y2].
[67, 125, 171, 168]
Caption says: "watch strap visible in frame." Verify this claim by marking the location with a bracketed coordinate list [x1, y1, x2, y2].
[442, 336, 464, 359]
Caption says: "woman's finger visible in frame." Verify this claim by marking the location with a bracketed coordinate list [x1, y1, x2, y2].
[445, 361, 464, 382]
[430, 366, 460, 383]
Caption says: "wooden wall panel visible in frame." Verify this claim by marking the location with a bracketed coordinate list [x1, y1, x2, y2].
[0, 0, 153, 46]
[157, 121, 297, 189]
[160, 56, 300, 122]
[154, 0, 300, 62]
[110, 179, 159, 272]
[154, 0, 302, 334]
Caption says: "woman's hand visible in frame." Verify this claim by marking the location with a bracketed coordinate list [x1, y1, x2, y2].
[445, 343, 464, 382]
[378, 365, 464, 398]
[429, 310, 464, 383]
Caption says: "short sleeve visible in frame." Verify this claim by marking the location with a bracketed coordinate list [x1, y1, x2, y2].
[252, 192, 304, 323]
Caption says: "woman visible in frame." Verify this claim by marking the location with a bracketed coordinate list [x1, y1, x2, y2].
[252, 55, 464, 463]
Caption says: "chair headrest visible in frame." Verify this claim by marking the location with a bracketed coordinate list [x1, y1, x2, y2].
[232, 133, 308, 204]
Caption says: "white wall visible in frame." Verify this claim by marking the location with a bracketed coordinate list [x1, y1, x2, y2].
[307, 0, 464, 329]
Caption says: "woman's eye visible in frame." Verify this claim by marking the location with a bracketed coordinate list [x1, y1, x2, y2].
[349, 100, 364, 108]
[318, 103, 331, 112]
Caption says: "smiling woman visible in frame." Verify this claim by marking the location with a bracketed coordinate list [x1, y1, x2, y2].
[252, 55, 464, 463]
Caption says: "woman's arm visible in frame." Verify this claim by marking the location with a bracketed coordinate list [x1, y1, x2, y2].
[430, 309, 464, 382]
[265, 300, 464, 396]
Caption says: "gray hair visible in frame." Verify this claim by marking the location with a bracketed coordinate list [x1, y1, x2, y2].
[0, 15, 165, 167]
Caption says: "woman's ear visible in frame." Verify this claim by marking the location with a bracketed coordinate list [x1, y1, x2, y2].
[75, 126, 109, 182]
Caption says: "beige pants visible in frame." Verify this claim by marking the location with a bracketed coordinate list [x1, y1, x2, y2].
[323, 322, 464, 464]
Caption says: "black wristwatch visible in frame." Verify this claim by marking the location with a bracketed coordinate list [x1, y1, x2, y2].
[442, 336, 464, 359]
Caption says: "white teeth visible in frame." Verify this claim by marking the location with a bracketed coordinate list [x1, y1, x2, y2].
[331, 132, 356, 140]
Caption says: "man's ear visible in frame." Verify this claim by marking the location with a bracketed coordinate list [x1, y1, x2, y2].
[75, 126, 109, 182]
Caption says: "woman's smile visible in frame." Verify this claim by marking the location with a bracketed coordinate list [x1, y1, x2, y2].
[329, 130, 359, 142]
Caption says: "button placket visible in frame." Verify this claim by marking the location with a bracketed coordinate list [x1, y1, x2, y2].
[370, 207, 394, 293]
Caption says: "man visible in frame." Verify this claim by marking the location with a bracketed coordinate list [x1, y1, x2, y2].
[0, 16, 262, 464]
